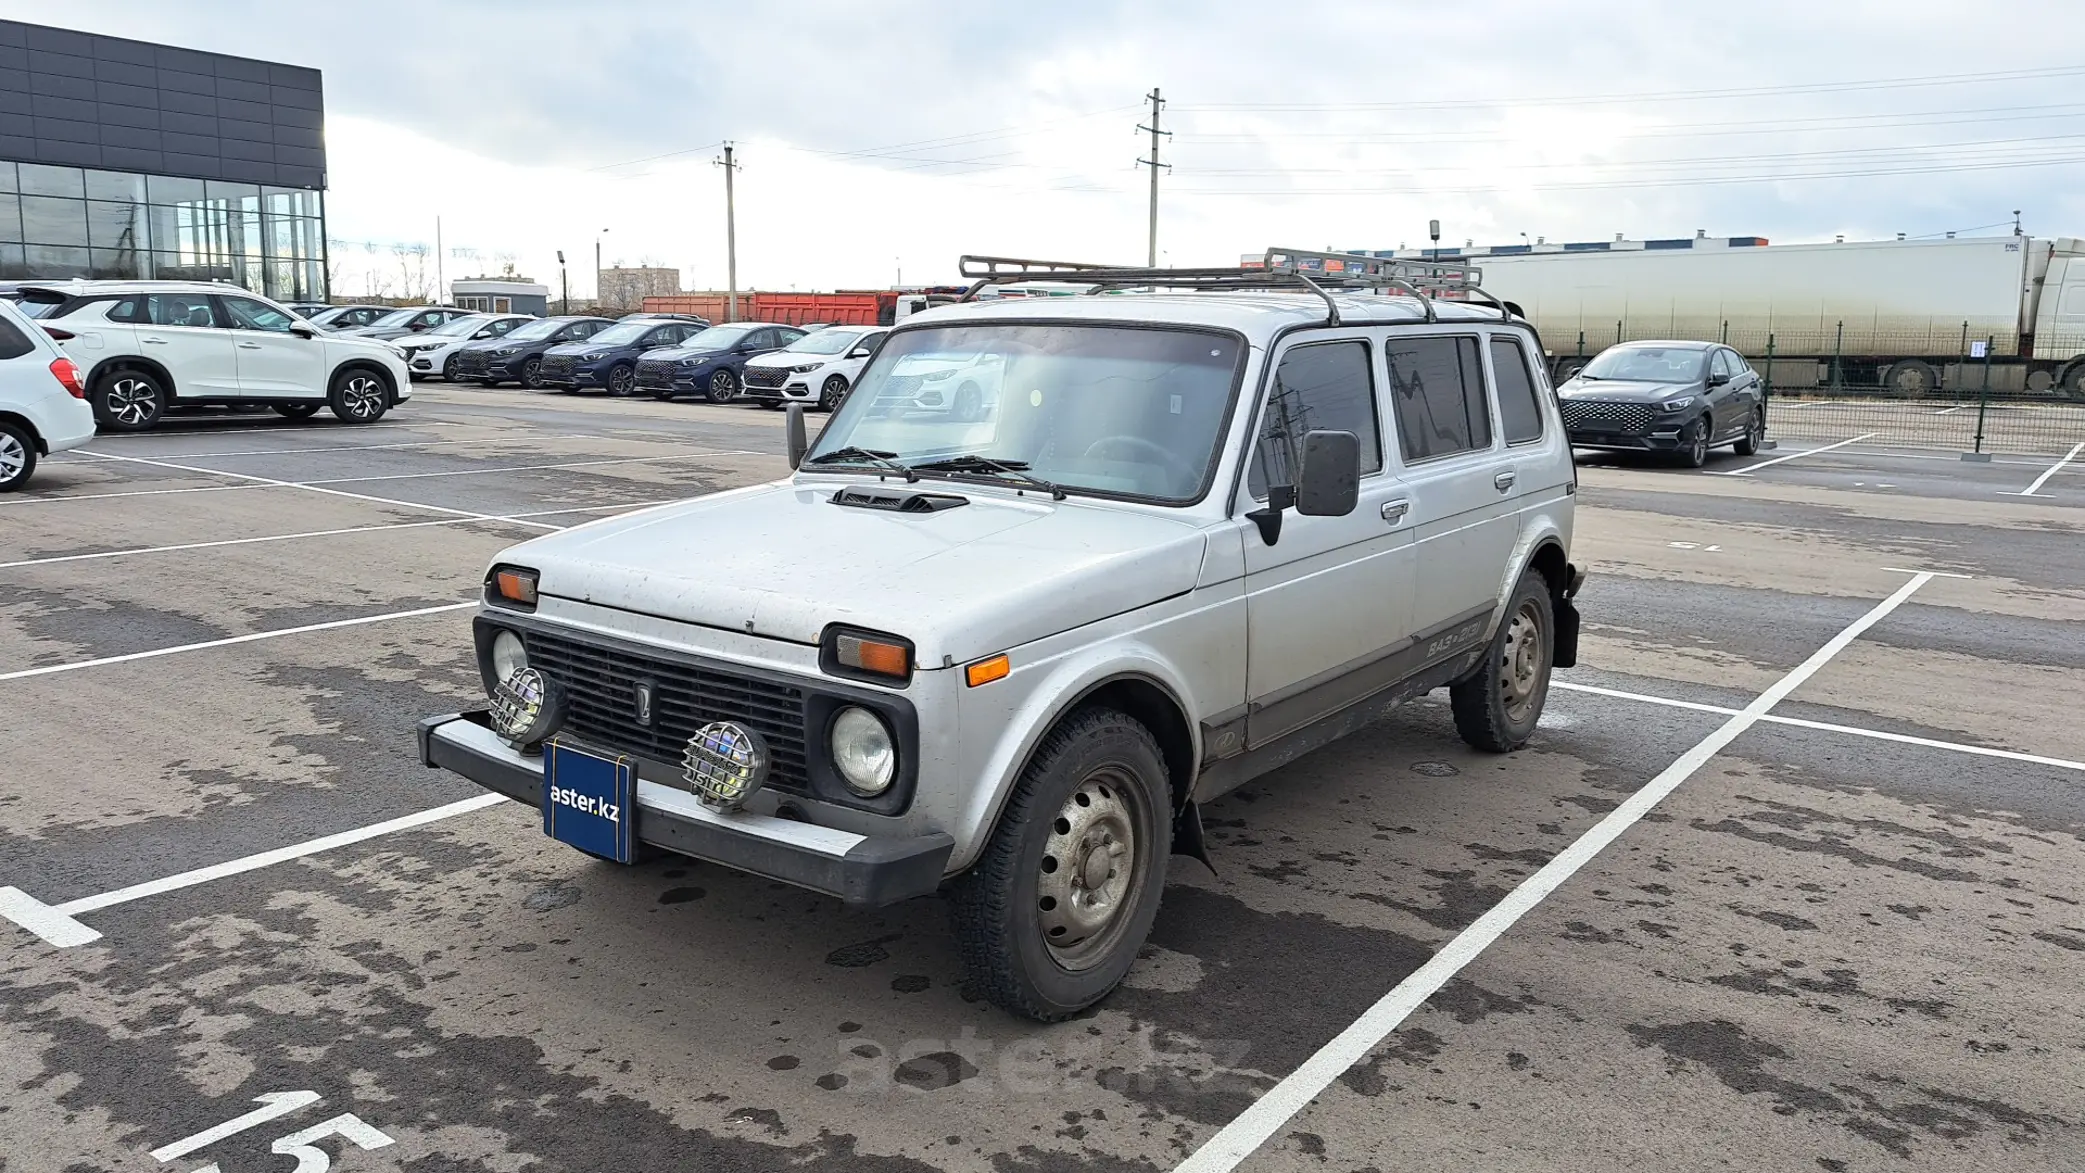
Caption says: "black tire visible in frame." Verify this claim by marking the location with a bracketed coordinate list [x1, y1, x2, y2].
[0, 420, 37, 492]
[1553, 359, 1587, 383]
[1884, 359, 1939, 398]
[949, 707, 1171, 1022]
[706, 367, 739, 404]
[328, 367, 391, 424]
[519, 357, 545, 390]
[1733, 406, 1765, 456]
[92, 367, 166, 432]
[954, 381, 982, 422]
[273, 402, 322, 419]
[443, 354, 461, 382]
[1675, 415, 1711, 468]
[1450, 572, 1555, 753]
[2058, 361, 2085, 402]
[819, 374, 848, 411]
[606, 363, 639, 397]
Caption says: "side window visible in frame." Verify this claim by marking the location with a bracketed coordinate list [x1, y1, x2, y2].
[1711, 350, 1735, 380]
[1386, 336, 1490, 463]
[106, 296, 145, 324]
[222, 297, 296, 333]
[0, 314, 32, 361]
[1490, 337, 1545, 446]
[485, 319, 518, 338]
[148, 293, 219, 329]
[644, 327, 676, 347]
[778, 328, 806, 346]
[1247, 339, 1382, 498]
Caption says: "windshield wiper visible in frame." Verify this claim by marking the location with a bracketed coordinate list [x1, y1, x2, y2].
[805, 446, 917, 481]
[909, 454, 1067, 501]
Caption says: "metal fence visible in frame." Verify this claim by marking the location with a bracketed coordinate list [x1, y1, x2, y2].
[1764, 390, 2085, 456]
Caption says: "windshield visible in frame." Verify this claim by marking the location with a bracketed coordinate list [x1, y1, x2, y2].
[505, 319, 565, 342]
[364, 308, 422, 329]
[307, 306, 352, 325]
[682, 324, 754, 350]
[427, 315, 487, 337]
[784, 327, 866, 356]
[806, 324, 1243, 503]
[1581, 346, 1708, 382]
[585, 320, 663, 346]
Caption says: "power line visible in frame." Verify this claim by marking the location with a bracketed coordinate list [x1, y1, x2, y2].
[1173, 102, 2085, 145]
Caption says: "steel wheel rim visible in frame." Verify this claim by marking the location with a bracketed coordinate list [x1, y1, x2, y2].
[342, 376, 384, 418]
[0, 432, 25, 480]
[108, 377, 157, 425]
[1498, 599, 1546, 723]
[1037, 767, 1147, 971]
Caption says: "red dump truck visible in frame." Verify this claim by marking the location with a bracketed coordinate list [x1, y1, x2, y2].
[641, 289, 969, 327]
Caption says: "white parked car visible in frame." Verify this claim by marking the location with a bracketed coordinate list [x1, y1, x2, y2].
[395, 313, 535, 381]
[0, 295, 96, 491]
[421, 250, 1586, 1021]
[14, 281, 412, 431]
[744, 326, 888, 411]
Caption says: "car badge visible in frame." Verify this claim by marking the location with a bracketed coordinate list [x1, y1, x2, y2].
[633, 680, 655, 727]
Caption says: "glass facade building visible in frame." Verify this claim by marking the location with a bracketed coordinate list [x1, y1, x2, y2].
[0, 19, 328, 301]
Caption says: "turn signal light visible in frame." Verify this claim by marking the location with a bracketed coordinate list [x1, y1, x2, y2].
[49, 357, 84, 399]
[489, 566, 539, 609]
[965, 654, 1010, 688]
[838, 634, 910, 678]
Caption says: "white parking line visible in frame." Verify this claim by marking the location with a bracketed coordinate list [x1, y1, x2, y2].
[1172, 571, 1937, 1173]
[0, 482, 273, 507]
[78, 436, 528, 459]
[288, 449, 758, 486]
[72, 451, 568, 530]
[2003, 440, 2084, 498]
[0, 600, 476, 683]
[0, 794, 508, 947]
[1932, 405, 1965, 416]
[0, 498, 675, 570]
[1707, 432, 1878, 476]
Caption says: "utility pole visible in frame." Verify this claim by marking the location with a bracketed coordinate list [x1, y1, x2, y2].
[434, 216, 444, 304]
[716, 143, 741, 320]
[595, 228, 609, 309]
[1137, 88, 1170, 268]
[557, 250, 568, 315]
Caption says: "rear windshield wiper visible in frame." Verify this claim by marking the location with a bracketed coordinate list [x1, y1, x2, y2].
[909, 454, 1066, 500]
[805, 446, 916, 481]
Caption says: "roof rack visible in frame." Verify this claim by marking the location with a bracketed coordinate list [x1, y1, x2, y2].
[954, 248, 1513, 327]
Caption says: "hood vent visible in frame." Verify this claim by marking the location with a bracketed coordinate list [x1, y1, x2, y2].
[830, 486, 969, 513]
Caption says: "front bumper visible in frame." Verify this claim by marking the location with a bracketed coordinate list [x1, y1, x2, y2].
[1565, 426, 1685, 452]
[418, 711, 954, 906]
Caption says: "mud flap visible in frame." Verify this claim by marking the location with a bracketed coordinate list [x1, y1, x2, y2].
[1554, 563, 1586, 670]
[1172, 800, 1216, 876]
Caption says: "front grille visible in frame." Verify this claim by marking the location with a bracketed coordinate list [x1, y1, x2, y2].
[539, 355, 575, 379]
[870, 374, 923, 403]
[526, 630, 811, 792]
[636, 359, 678, 384]
[744, 366, 788, 389]
[1559, 400, 1655, 433]
[454, 350, 492, 374]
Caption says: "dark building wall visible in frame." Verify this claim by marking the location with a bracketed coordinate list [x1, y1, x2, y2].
[0, 18, 325, 190]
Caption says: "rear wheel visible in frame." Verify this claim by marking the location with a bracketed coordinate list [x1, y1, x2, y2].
[1450, 571, 1554, 752]
[1733, 407, 1765, 456]
[706, 368, 739, 404]
[607, 363, 638, 397]
[0, 421, 36, 492]
[1884, 358, 1939, 398]
[272, 402, 322, 419]
[819, 374, 848, 411]
[328, 368, 390, 423]
[93, 369, 165, 432]
[949, 707, 1170, 1022]
[2058, 361, 2085, 402]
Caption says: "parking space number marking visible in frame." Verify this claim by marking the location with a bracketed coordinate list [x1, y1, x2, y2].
[150, 1090, 393, 1171]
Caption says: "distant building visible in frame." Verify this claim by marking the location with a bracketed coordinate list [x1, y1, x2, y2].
[452, 278, 548, 317]
[598, 265, 682, 309]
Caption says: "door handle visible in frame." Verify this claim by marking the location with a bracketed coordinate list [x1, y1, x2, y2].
[1380, 499, 1410, 524]
[238, 342, 263, 349]
[1493, 471, 1517, 491]
[142, 337, 167, 345]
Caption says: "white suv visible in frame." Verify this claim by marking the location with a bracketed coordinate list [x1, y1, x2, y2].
[0, 296, 96, 491]
[420, 251, 1584, 1021]
[16, 281, 412, 431]
[745, 325, 888, 410]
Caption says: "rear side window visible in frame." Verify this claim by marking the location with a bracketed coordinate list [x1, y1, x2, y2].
[1249, 339, 1382, 498]
[1387, 336, 1491, 462]
[106, 296, 145, 324]
[0, 314, 33, 360]
[147, 293, 219, 328]
[1490, 337, 1544, 445]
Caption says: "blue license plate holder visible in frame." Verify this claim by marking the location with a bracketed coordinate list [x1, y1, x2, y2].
[543, 740, 636, 864]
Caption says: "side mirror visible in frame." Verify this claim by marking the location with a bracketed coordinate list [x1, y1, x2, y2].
[1294, 430, 1361, 516]
[1707, 371, 1731, 387]
[847, 347, 872, 360]
[289, 323, 317, 339]
[784, 404, 808, 470]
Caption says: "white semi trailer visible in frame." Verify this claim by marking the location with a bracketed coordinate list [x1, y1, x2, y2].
[1331, 235, 2085, 397]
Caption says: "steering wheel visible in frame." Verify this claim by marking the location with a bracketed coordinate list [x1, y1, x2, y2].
[1082, 435, 1197, 485]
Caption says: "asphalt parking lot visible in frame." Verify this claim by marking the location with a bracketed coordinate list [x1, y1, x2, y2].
[2, 388, 2081, 1172]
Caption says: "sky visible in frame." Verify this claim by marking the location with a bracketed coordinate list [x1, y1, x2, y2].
[17, 0, 2085, 299]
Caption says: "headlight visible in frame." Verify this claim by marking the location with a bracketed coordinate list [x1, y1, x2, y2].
[830, 706, 895, 796]
[792, 363, 823, 374]
[678, 357, 704, 368]
[494, 347, 519, 357]
[490, 666, 564, 749]
[1657, 396, 1696, 412]
[581, 352, 605, 362]
[491, 629, 527, 679]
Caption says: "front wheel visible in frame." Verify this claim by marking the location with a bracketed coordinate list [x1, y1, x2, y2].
[519, 357, 545, 390]
[0, 420, 37, 492]
[1675, 415, 1711, 468]
[328, 368, 391, 423]
[819, 375, 848, 411]
[443, 354, 462, 382]
[1734, 407, 1765, 456]
[606, 364, 638, 397]
[953, 381, 983, 422]
[1450, 571, 1554, 752]
[706, 368, 739, 404]
[273, 402, 321, 419]
[949, 707, 1171, 1022]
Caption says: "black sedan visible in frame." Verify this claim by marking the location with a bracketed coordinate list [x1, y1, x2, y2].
[1555, 341, 1766, 467]
[448, 316, 615, 389]
[634, 322, 806, 403]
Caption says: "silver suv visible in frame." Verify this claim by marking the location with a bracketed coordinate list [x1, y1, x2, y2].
[420, 250, 1584, 1021]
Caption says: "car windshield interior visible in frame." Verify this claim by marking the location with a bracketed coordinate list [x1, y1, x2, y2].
[364, 308, 422, 329]
[783, 328, 865, 356]
[682, 325, 755, 350]
[428, 315, 488, 337]
[585, 320, 662, 346]
[1581, 346, 1709, 382]
[805, 324, 1242, 503]
[504, 319, 565, 342]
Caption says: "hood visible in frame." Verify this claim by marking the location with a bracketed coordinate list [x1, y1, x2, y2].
[745, 351, 820, 369]
[503, 481, 1209, 665]
[545, 341, 601, 357]
[1558, 377, 1701, 403]
[644, 345, 730, 363]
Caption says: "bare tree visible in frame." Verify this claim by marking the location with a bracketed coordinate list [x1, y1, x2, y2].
[393, 243, 433, 302]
